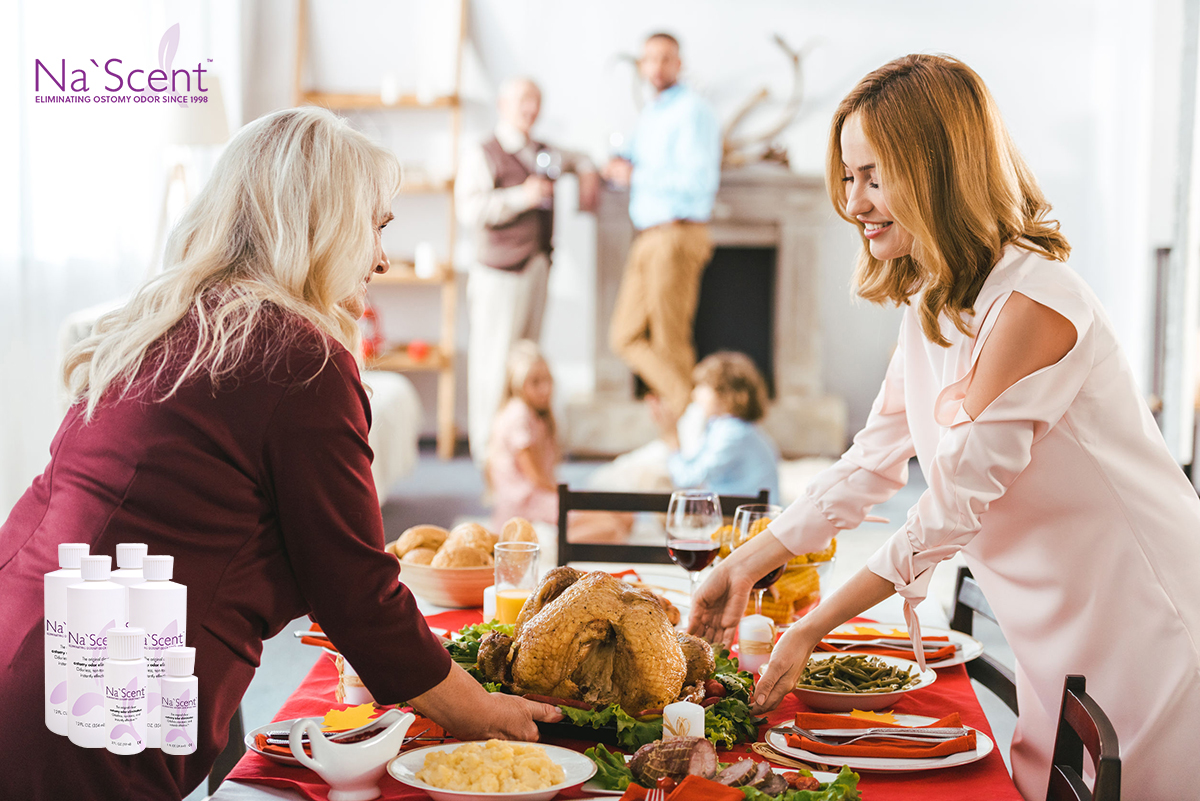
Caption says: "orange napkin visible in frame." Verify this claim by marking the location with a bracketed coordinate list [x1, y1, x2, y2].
[786, 712, 976, 759]
[619, 775, 745, 801]
[815, 633, 957, 662]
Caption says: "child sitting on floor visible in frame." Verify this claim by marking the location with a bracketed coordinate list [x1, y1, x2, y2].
[650, 350, 781, 502]
[485, 340, 559, 529]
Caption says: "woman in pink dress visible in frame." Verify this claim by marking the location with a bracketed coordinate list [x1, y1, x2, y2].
[690, 54, 1200, 801]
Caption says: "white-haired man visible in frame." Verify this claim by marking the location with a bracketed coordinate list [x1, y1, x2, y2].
[458, 78, 599, 464]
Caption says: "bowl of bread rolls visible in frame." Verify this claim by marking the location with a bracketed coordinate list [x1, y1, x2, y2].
[387, 518, 540, 608]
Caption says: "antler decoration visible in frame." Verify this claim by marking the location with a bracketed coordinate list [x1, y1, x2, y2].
[722, 34, 810, 168]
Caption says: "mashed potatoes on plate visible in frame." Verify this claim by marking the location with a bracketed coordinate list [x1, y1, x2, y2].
[415, 740, 567, 793]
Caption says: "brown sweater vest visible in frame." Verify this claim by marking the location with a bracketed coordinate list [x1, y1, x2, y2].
[477, 137, 554, 271]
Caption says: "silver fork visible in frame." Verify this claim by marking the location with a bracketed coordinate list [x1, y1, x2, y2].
[788, 725, 968, 746]
[645, 788, 668, 801]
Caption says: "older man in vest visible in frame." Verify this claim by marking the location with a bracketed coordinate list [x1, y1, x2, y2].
[458, 77, 598, 464]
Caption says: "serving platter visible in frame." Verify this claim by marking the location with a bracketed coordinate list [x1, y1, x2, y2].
[388, 741, 596, 801]
[765, 714, 994, 772]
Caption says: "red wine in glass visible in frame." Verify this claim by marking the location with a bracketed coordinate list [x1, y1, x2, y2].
[668, 540, 721, 572]
[753, 565, 784, 590]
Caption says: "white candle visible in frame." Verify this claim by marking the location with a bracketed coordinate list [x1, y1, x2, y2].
[738, 614, 776, 675]
[482, 585, 497, 623]
[663, 701, 705, 740]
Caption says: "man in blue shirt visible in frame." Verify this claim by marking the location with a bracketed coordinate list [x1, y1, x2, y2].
[604, 32, 722, 418]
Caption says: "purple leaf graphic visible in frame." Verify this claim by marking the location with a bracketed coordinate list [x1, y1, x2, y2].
[50, 681, 67, 704]
[71, 692, 104, 717]
[94, 619, 117, 686]
[148, 691, 160, 713]
[110, 723, 141, 743]
[164, 728, 194, 746]
[159, 23, 180, 72]
[180, 688, 190, 703]
[161, 619, 177, 639]
[125, 676, 140, 692]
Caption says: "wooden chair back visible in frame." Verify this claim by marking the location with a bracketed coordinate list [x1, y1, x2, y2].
[1047, 675, 1121, 801]
[555, 484, 769, 565]
[951, 566, 1019, 714]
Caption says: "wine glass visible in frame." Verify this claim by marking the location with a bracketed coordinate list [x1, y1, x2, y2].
[665, 490, 723, 600]
[733, 504, 783, 617]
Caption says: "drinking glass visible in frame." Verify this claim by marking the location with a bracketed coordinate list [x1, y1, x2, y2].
[665, 490, 723, 599]
[733, 504, 784, 617]
[494, 542, 540, 625]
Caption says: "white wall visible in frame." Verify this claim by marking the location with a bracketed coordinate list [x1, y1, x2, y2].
[246, 0, 1164, 439]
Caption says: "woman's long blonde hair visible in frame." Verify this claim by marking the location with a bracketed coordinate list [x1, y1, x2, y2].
[64, 106, 400, 418]
[827, 54, 1070, 346]
[499, 340, 556, 441]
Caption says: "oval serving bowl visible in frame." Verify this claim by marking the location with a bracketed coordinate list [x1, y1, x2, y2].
[398, 562, 494, 609]
[791, 653, 937, 712]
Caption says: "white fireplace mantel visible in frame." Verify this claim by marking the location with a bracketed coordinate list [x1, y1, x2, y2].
[565, 165, 847, 458]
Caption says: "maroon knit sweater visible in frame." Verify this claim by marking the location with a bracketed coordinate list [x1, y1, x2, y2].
[0, 312, 451, 799]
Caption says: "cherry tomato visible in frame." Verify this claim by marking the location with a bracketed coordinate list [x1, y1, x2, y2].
[656, 776, 677, 791]
[704, 679, 727, 698]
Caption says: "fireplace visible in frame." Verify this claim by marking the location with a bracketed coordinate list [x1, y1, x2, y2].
[565, 165, 847, 458]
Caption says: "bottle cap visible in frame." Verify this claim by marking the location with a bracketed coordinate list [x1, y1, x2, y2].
[80, 555, 112, 580]
[107, 627, 145, 660]
[142, 554, 174, 581]
[165, 646, 195, 677]
[115, 543, 148, 569]
[58, 543, 89, 569]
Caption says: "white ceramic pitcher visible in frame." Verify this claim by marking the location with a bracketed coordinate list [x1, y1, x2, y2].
[289, 708, 415, 801]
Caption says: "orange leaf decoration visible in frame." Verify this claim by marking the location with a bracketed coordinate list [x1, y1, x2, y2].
[849, 709, 899, 724]
[321, 703, 381, 731]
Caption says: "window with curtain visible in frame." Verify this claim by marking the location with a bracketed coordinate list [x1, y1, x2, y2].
[0, 0, 241, 513]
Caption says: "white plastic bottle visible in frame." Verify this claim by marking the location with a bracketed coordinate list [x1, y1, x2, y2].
[160, 646, 198, 755]
[110, 543, 148, 589]
[67, 555, 128, 748]
[104, 627, 147, 755]
[44, 542, 89, 735]
[128, 555, 186, 748]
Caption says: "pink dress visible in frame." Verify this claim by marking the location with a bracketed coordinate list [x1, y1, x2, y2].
[769, 244, 1200, 801]
[487, 398, 559, 527]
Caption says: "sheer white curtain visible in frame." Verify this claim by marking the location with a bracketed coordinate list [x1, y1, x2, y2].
[0, 0, 242, 513]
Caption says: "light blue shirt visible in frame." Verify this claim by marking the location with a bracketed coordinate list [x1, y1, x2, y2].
[667, 415, 780, 504]
[627, 84, 721, 230]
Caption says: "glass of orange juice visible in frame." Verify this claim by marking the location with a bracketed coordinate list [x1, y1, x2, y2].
[494, 542, 539, 625]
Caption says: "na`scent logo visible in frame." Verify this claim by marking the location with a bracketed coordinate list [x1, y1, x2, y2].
[33, 23, 214, 106]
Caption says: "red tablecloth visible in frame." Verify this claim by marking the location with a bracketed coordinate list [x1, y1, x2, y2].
[226, 609, 1022, 800]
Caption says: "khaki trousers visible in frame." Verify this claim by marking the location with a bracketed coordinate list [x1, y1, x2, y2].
[467, 253, 550, 466]
[608, 222, 713, 416]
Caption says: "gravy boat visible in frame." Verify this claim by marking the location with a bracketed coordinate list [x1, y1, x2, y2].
[289, 709, 415, 801]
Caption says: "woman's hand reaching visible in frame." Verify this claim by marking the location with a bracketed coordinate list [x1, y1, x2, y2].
[410, 662, 562, 742]
[687, 558, 755, 647]
[750, 622, 823, 713]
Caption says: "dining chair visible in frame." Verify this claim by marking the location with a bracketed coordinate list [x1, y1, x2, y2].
[950, 566, 1019, 714]
[208, 704, 247, 794]
[555, 484, 769, 565]
[1046, 674, 1121, 801]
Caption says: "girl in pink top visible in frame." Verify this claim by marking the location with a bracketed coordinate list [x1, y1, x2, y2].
[691, 55, 1200, 801]
[487, 341, 559, 528]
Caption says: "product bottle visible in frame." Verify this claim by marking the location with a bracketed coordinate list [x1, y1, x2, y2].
[44, 542, 89, 735]
[110, 543, 148, 589]
[67, 555, 128, 748]
[128, 554, 186, 748]
[110, 543, 148, 621]
[160, 646, 198, 755]
[104, 627, 146, 755]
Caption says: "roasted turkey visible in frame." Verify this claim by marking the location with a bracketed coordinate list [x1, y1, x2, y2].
[478, 567, 713, 712]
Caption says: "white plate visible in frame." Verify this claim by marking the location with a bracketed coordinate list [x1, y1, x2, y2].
[580, 761, 836, 796]
[825, 624, 984, 668]
[388, 741, 597, 801]
[243, 718, 307, 766]
[792, 653, 937, 712]
[766, 714, 994, 772]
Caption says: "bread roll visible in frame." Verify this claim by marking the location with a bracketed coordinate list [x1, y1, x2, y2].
[443, 522, 496, 552]
[431, 544, 494, 568]
[392, 524, 450, 558]
[500, 517, 540, 545]
[401, 547, 438, 565]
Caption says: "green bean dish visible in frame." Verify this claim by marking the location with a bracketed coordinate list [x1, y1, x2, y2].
[797, 654, 919, 694]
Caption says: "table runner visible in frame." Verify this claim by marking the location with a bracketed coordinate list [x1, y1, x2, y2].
[225, 609, 1022, 800]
